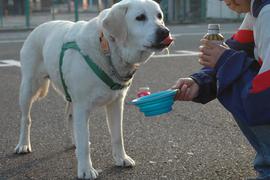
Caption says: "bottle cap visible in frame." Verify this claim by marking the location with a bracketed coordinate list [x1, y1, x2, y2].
[208, 24, 220, 31]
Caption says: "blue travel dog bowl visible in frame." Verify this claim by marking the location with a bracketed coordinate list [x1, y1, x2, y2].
[131, 89, 178, 117]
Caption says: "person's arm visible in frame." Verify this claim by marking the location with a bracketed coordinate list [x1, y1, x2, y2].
[214, 49, 256, 94]
[215, 10, 270, 126]
[189, 13, 257, 105]
[190, 67, 217, 104]
[189, 14, 255, 104]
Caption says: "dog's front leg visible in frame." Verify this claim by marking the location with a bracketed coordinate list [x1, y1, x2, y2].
[65, 102, 75, 147]
[105, 96, 135, 167]
[73, 103, 98, 179]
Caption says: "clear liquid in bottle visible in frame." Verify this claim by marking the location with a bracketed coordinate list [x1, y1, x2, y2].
[203, 24, 224, 45]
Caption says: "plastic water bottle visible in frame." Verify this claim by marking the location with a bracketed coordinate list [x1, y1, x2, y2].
[137, 87, 151, 98]
[203, 24, 224, 45]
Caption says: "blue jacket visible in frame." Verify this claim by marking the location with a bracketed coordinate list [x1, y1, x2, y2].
[191, 0, 270, 126]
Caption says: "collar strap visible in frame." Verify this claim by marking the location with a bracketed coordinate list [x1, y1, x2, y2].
[59, 41, 129, 102]
[99, 31, 136, 82]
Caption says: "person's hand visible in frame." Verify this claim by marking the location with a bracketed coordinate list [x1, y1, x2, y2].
[171, 78, 199, 101]
[199, 39, 228, 68]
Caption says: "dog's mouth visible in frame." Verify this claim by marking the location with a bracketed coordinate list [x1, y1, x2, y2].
[144, 35, 174, 50]
[161, 35, 174, 46]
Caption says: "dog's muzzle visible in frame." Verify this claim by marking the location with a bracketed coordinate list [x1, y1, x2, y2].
[150, 27, 174, 49]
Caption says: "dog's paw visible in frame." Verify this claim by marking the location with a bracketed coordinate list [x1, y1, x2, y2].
[77, 167, 99, 179]
[115, 155, 135, 167]
[14, 144, 32, 154]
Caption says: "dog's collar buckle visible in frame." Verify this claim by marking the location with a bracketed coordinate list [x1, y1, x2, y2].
[99, 32, 110, 56]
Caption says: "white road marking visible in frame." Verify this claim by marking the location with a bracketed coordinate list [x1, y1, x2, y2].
[172, 31, 235, 37]
[0, 39, 25, 44]
[0, 60, 21, 67]
[175, 50, 200, 55]
[153, 50, 200, 58]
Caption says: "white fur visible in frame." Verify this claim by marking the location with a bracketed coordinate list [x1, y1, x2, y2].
[14, 0, 170, 179]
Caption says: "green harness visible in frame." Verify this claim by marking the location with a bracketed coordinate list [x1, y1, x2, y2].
[59, 41, 128, 102]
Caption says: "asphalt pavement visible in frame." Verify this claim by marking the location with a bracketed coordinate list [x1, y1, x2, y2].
[0, 23, 257, 180]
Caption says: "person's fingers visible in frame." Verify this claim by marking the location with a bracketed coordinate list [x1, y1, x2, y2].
[200, 39, 216, 49]
[180, 84, 188, 100]
[174, 92, 181, 101]
[175, 84, 199, 101]
[175, 84, 186, 100]
[172, 79, 185, 89]
[198, 53, 212, 62]
[199, 45, 213, 56]
[181, 84, 188, 93]
[174, 89, 185, 101]
[177, 79, 185, 88]
[173, 78, 197, 101]
[183, 87, 191, 100]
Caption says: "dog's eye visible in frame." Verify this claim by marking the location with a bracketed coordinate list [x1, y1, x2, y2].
[136, 14, 146, 21]
[157, 13, 162, 20]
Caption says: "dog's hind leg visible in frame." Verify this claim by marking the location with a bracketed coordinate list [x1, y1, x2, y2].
[15, 48, 50, 154]
[105, 96, 135, 167]
[72, 102, 99, 179]
[15, 77, 50, 154]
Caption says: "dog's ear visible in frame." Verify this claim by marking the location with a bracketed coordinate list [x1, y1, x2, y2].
[102, 2, 129, 42]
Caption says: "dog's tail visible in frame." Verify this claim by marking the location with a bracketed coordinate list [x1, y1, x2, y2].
[34, 78, 50, 101]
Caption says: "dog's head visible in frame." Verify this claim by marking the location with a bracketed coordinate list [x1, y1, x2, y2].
[102, 0, 173, 63]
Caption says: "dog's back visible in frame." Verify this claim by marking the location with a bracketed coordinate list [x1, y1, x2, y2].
[20, 21, 74, 68]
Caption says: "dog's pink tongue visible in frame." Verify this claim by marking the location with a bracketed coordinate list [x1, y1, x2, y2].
[162, 35, 173, 46]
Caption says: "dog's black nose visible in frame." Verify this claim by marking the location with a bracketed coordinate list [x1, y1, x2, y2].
[156, 27, 170, 42]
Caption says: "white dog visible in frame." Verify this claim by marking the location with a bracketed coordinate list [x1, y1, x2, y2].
[14, 0, 173, 179]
